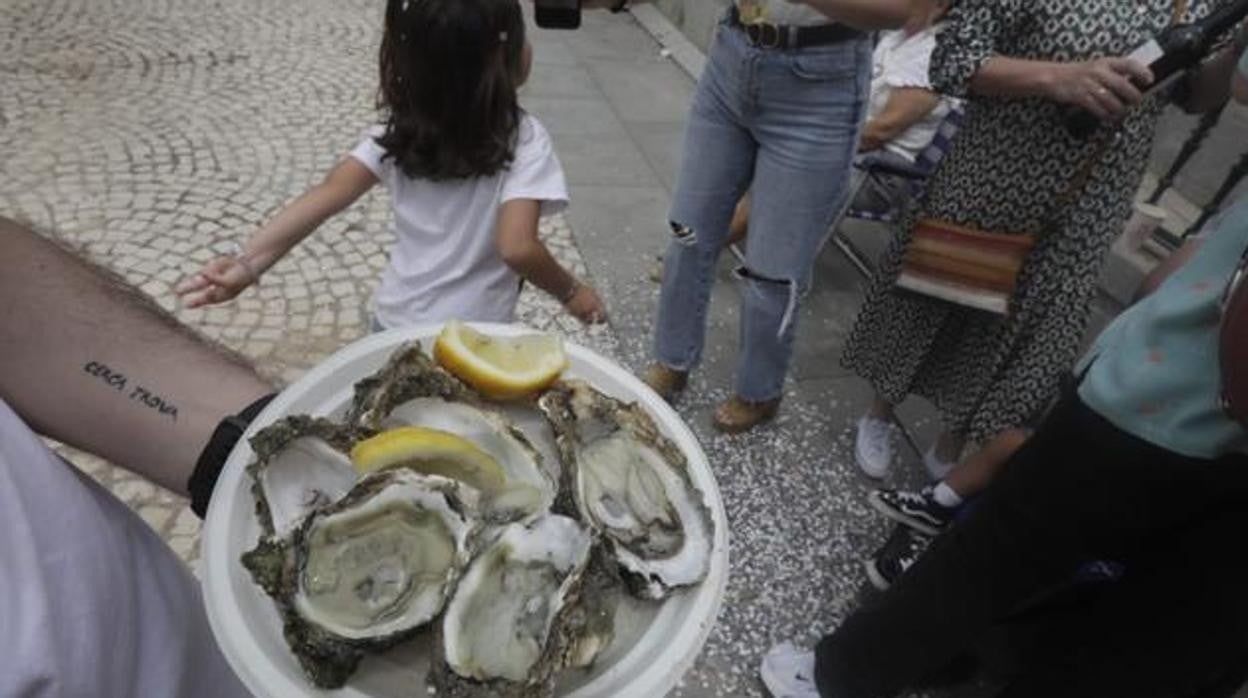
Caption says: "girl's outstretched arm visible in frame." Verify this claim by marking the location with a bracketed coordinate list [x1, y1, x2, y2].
[495, 199, 607, 324]
[177, 158, 378, 307]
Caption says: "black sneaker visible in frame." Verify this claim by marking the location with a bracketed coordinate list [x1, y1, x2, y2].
[864, 525, 932, 591]
[868, 487, 956, 536]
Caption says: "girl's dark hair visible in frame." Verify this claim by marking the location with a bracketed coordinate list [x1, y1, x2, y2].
[377, 0, 526, 181]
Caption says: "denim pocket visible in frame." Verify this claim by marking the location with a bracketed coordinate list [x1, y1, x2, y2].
[788, 44, 859, 81]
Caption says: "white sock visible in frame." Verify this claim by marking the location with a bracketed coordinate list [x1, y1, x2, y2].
[932, 482, 963, 508]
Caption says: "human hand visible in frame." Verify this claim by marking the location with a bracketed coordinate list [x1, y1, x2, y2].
[176, 255, 258, 308]
[857, 126, 885, 153]
[564, 283, 607, 324]
[1048, 57, 1154, 123]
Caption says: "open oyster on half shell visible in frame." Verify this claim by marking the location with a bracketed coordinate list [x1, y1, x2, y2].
[539, 381, 714, 600]
[242, 469, 480, 688]
[429, 515, 602, 698]
[246, 415, 361, 540]
[348, 341, 478, 427]
[348, 343, 558, 522]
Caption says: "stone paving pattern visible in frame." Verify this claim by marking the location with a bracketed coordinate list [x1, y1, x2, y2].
[6, 2, 1236, 697]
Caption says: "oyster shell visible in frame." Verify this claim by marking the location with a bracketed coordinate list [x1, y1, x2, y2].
[242, 470, 479, 688]
[539, 381, 714, 600]
[247, 416, 361, 539]
[430, 515, 595, 698]
[348, 341, 475, 428]
[559, 544, 620, 670]
[350, 342, 558, 522]
[381, 399, 555, 519]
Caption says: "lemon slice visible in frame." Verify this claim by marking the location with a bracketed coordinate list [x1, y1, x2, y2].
[350, 426, 507, 494]
[434, 320, 569, 400]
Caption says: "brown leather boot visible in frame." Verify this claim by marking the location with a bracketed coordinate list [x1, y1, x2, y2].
[641, 363, 688, 402]
[712, 395, 780, 434]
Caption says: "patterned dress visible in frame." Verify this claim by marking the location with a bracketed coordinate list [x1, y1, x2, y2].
[841, 0, 1223, 444]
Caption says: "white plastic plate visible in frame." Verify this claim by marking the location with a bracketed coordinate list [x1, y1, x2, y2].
[201, 323, 730, 698]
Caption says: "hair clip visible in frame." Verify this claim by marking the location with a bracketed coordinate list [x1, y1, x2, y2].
[499, 31, 509, 43]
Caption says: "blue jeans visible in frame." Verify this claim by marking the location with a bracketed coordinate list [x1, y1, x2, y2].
[654, 16, 870, 402]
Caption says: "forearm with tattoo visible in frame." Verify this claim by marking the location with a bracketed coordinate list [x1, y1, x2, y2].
[0, 217, 273, 495]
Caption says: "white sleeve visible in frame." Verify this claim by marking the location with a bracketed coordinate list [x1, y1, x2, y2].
[881, 33, 937, 90]
[348, 126, 390, 181]
[502, 117, 569, 217]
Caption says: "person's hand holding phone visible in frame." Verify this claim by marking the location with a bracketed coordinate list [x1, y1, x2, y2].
[1046, 57, 1154, 124]
[533, 0, 638, 28]
[535, 0, 582, 29]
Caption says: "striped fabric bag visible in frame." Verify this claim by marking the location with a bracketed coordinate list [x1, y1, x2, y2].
[896, 130, 1114, 315]
[896, 220, 1035, 315]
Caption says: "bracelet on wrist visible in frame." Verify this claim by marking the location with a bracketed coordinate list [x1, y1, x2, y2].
[230, 242, 261, 285]
[234, 255, 260, 285]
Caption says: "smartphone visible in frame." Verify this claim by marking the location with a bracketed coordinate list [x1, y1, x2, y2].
[535, 0, 581, 29]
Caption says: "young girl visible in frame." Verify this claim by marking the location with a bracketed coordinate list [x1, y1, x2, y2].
[177, 0, 605, 328]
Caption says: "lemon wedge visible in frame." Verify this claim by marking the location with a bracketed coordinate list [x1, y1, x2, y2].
[433, 321, 568, 400]
[350, 426, 507, 494]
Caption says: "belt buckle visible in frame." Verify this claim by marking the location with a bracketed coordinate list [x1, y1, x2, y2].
[745, 21, 784, 49]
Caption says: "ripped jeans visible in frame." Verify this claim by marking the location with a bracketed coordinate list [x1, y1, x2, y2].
[654, 16, 870, 401]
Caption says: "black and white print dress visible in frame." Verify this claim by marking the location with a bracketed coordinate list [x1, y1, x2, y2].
[841, 0, 1223, 444]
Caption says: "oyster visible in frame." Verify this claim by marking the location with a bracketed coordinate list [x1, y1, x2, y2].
[382, 400, 555, 519]
[247, 416, 360, 539]
[242, 470, 479, 688]
[539, 381, 714, 600]
[559, 544, 620, 670]
[349, 342, 557, 521]
[348, 341, 476, 428]
[430, 515, 595, 698]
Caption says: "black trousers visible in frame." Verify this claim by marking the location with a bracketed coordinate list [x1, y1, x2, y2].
[816, 396, 1248, 698]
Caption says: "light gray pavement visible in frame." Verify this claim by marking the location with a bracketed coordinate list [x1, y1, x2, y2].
[4, 2, 1241, 698]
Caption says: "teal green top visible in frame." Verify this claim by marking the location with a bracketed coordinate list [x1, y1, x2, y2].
[1078, 198, 1248, 458]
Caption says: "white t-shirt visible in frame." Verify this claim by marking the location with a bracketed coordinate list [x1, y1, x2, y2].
[0, 398, 249, 698]
[867, 27, 957, 162]
[350, 115, 569, 329]
[736, 0, 830, 27]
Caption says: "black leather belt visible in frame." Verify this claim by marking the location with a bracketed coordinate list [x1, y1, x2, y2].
[728, 6, 865, 49]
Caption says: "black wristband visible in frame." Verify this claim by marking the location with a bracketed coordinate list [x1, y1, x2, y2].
[188, 392, 278, 518]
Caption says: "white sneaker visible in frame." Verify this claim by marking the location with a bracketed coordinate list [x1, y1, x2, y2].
[760, 642, 820, 697]
[923, 444, 956, 481]
[855, 415, 899, 479]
